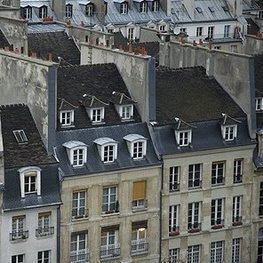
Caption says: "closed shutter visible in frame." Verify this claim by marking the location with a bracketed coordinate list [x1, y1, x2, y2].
[133, 181, 146, 201]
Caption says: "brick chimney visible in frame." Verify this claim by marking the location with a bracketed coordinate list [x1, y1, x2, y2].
[51, 0, 66, 20]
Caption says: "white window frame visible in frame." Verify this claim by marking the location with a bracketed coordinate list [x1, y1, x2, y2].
[39, 5, 48, 19]
[90, 107, 104, 123]
[188, 202, 201, 231]
[232, 196, 242, 224]
[37, 250, 50, 263]
[210, 241, 224, 263]
[65, 4, 73, 18]
[132, 140, 146, 159]
[86, 4, 93, 16]
[12, 216, 26, 240]
[169, 205, 179, 234]
[127, 27, 134, 40]
[208, 26, 214, 38]
[169, 166, 180, 191]
[233, 159, 243, 183]
[60, 110, 74, 127]
[140, 1, 147, 13]
[188, 164, 202, 189]
[176, 130, 192, 146]
[256, 98, 263, 111]
[211, 198, 224, 227]
[24, 6, 32, 19]
[72, 191, 87, 218]
[94, 138, 118, 163]
[224, 25, 230, 38]
[101, 229, 119, 257]
[211, 162, 225, 185]
[196, 27, 203, 37]
[70, 233, 88, 263]
[120, 2, 128, 14]
[72, 148, 85, 167]
[102, 186, 118, 213]
[232, 238, 241, 263]
[188, 245, 201, 263]
[11, 254, 24, 263]
[37, 213, 51, 236]
[169, 248, 179, 263]
[102, 144, 116, 163]
[152, 0, 159, 11]
[119, 104, 133, 120]
[131, 226, 147, 252]
[19, 166, 41, 198]
[223, 125, 237, 141]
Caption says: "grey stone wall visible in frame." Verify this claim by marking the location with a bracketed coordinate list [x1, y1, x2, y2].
[245, 35, 263, 55]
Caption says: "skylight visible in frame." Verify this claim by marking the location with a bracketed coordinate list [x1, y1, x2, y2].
[13, 130, 28, 144]
[208, 6, 214, 13]
[196, 7, 202, 13]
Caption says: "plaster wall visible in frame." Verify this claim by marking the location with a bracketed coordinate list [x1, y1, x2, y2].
[140, 27, 161, 43]
[0, 7, 20, 18]
[245, 35, 263, 55]
[161, 145, 255, 262]
[60, 165, 161, 263]
[0, 50, 57, 151]
[0, 15, 28, 53]
[80, 44, 156, 122]
[0, 206, 58, 263]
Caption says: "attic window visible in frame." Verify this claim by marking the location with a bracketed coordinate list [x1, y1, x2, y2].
[223, 125, 237, 141]
[152, 0, 159, 11]
[177, 130, 191, 146]
[222, 5, 229, 12]
[86, 4, 94, 16]
[65, 4, 73, 18]
[120, 2, 128, 14]
[63, 141, 87, 167]
[196, 7, 202, 13]
[39, 5, 48, 19]
[120, 105, 133, 120]
[256, 98, 263, 111]
[123, 134, 147, 159]
[94, 137, 118, 163]
[13, 130, 28, 144]
[21, 6, 32, 19]
[208, 6, 214, 13]
[140, 1, 147, 13]
[60, 110, 74, 127]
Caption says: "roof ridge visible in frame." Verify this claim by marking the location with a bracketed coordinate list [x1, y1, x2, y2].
[58, 62, 116, 69]
[0, 103, 27, 110]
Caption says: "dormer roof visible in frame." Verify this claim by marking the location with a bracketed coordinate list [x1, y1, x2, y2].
[58, 98, 78, 111]
[110, 92, 136, 105]
[219, 113, 242, 126]
[94, 137, 116, 145]
[81, 94, 109, 108]
[174, 117, 195, 130]
[63, 140, 87, 149]
[123, 133, 145, 142]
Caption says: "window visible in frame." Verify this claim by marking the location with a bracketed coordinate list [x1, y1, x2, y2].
[101, 226, 120, 258]
[37, 212, 53, 237]
[223, 125, 237, 141]
[60, 110, 74, 127]
[224, 25, 230, 38]
[140, 1, 147, 12]
[176, 130, 191, 146]
[39, 5, 48, 19]
[233, 159, 243, 183]
[169, 248, 179, 263]
[169, 205, 179, 235]
[210, 241, 224, 263]
[131, 221, 148, 254]
[91, 107, 104, 123]
[128, 28, 134, 40]
[232, 196, 242, 225]
[103, 145, 115, 162]
[259, 182, 263, 216]
[12, 255, 24, 263]
[211, 199, 224, 228]
[72, 191, 87, 218]
[102, 186, 118, 213]
[11, 216, 27, 240]
[94, 138, 118, 163]
[188, 164, 202, 189]
[38, 250, 50, 263]
[214, 46, 221, 50]
[188, 245, 201, 263]
[133, 141, 144, 159]
[124, 134, 147, 159]
[232, 238, 241, 263]
[258, 228, 263, 262]
[258, 11, 263, 19]
[169, 166, 180, 191]
[120, 105, 133, 120]
[132, 181, 147, 209]
[19, 167, 41, 198]
[159, 25, 166, 32]
[63, 141, 87, 167]
[180, 28, 186, 33]
[70, 232, 88, 263]
[196, 27, 203, 37]
[73, 148, 85, 167]
[22, 6, 32, 19]
[152, 0, 159, 11]
[13, 129, 28, 144]
[211, 162, 225, 185]
[86, 4, 93, 16]
[188, 202, 201, 232]
[120, 2, 128, 14]
[208, 26, 214, 39]
[65, 4, 73, 18]
[256, 98, 263, 111]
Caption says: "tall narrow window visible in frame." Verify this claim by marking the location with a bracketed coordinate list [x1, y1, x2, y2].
[39, 5, 48, 19]
[73, 148, 84, 167]
[196, 27, 203, 37]
[169, 205, 179, 235]
[11, 255, 24, 263]
[131, 221, 148, 254]
[169, 248, 179, 263]
[169, 166, 180, 192]
[37, 212, 53, 237]
[103, 145, 115, 162]
[224, 25, 230, 38]
[258, 228, 263, 262]
[37, 251, 50, 263]
[65, 4, 73, 18]
[232, 238, 241, 263]
[102, 186, 118, 213]
[152, 0, 159, 11]
[120, 2, 128, 14]
[140, 1, 147, 12]
[232, 196, 242, 225]
[188, 202, 201, 232]
[72, 191, 87, 218]
[24, 171, 37, 194]
[259, 182, 263, 216]
[86, 4, 93, 16]
[211, 162, 225, 185]
[70, 232, 88, 263]
[132, 181, 146, 209]
[11, 216, 27, 240]
[210, 241, 224, 263]
[188, 245, 201, 263]
[101, 226, 120, 259]
[127, 28, 134, 40]
[233, 159, 243, 183]
[208, 26, 214, 39]
[23, 6, 32, 19]
[188, 164, 202, 189]
[211, 199, 224, 228]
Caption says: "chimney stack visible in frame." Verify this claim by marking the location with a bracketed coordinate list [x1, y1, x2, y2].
[257, 129, 263, 159]
[51, 0, 66, 20]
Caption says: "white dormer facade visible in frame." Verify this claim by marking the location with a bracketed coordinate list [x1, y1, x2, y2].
[63, 141, 87, 167]
[175, 130, 192, 146]
[118, 104, 134, 120]
[94, 137, 118, 163]
[89, 107, 105, 123]
[60, 110, 75, 127]
[123, 134, 147, 159]
[221, 124, 237, 141]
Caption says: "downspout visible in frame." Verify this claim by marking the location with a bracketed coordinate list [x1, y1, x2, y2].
[159, 161, 164, 263]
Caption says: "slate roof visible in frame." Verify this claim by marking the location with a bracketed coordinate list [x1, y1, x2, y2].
[156, 66, 246, 124]
[27, 23, 66, 33]
[55, 122, 161, 177]
[57, 63, 141, 129]
[0, 104, 55, 168]
[242, 0, 261, 11]
[0, 29, 10, 48]
[246, 18, 260, 35]
[28, 31, 80, 65]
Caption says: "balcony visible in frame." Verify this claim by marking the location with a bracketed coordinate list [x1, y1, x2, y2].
[189, 33, 242, 43]
[35, 227, 54, 237]
[233, 174, 242, 184]
[70, 250, 89, 263]
[132, 199, 147, 211]
[188, 223, 201, 233]
[100, 244, 120, 260]
[169, 183, 180, 192]
[232, 217, 242, 226]
[211, 219, 224, 230]
[102, 201, 119, 215]
[131, 239, 148, 255]
[72, 208, 89, 219]
[9, 230, 29, 241]
[169, 226, 180, 236]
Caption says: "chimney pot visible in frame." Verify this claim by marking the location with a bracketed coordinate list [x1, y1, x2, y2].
[48, 53, 53, 61]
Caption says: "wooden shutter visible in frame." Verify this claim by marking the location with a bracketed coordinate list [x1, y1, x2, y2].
[133, 181, 146, 200]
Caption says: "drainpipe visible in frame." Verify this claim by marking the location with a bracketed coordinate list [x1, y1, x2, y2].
[159, 162, 164, 263]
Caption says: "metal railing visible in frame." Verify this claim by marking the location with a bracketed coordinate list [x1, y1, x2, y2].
[188, 180, 202, 189]
[188, 223, 201, 233]
[211, 219, 224, 229]
[132, 199, 148, 210]
[35, 227, 54, 237]
[169, 226, 180, 236]
[9, 230, 29, 241]
[70, 250, 89, 263]
[131, 240, 148, 254]
[169, 183, 180, 192]
[100, 244, 120, 259]
[72, 208, 89, 219]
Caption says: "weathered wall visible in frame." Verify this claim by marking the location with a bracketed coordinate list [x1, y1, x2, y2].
[140, 27, 161, 43]
[0, 15, 28, 53]
[0, 50, 57, 152]
[0, 6, 20, 18]
[80, 44, 156, 122]
[159, 41, 256, 138]
[245, 35, 263, 55]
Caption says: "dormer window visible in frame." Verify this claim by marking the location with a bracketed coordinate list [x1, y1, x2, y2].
[94, 138, 118, 163]
[120, 105, 133, 120]
[124, 134, 147, 159]
[21, 6, 32, 19]
[140, 1, 147, 12]
[60, 110, 74, 127]
[120, 2, 128, 14]
[152, 0, 159, 11]
[63, 141, 87, 167]
[13, 130, 28, 144]
[19, 167, 41, 198]
[90, 107, 104, 123]
[65, 4, 73, 18]
[177, 130, 191, 146]
[86, 4, 94, 16]
[223, 125, 237, 141]
[39, 5, 48, 19]
[256, 98, 263, 111]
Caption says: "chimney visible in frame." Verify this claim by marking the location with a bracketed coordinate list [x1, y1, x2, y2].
[182, 0, 195, 19]
[257, 129, 263, 159]
[226, 0, 242, 18]
[0, 117, 4, 187]
[92, 0, 106, 25]
[51, 0, 66, 20]
[159, 0, 171, 15]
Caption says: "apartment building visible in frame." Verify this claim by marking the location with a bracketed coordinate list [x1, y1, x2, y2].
[0, 104, 61, 263]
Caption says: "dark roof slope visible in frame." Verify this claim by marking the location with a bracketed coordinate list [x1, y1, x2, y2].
[55, 122, 161, 177]
[0, 29, 10, 48]
[0, 104, 55, 168]
[246, 18, 260, 35]
[57, 63, 141, 129]
[28, 31, 80, 65]
[255, 55, 263, 96]
[156, 66, 246, 124]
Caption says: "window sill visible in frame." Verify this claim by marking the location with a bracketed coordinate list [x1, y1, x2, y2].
[188, 229, 201, 234]
[100, 255, 120, 261]
[132, 207, 147, 213]
[169, 231, 180, 237]
[72, 215, 89, 221]
[101, 212, 120, 217]
[131, 250, 148, 256]
[232, 222, 242, 226]
[211, 225, 224, 230]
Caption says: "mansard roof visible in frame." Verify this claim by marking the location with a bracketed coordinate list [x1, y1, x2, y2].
[0, 29, 10, 48]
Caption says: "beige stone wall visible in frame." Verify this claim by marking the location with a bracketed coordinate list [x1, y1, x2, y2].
[60, 165, 161, 263]
[161, 145, 255, 262]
